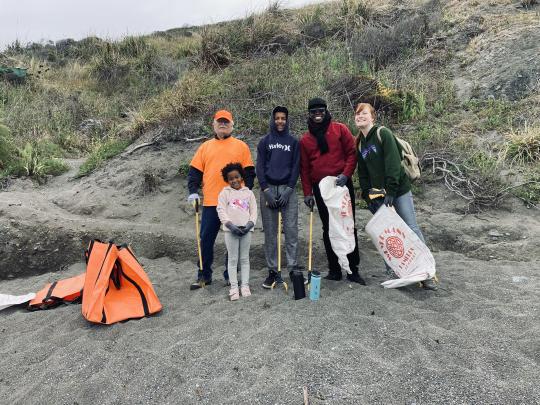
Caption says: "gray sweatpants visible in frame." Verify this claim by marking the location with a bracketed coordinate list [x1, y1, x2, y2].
[260, 184, 298, 272]
[224, 231, 252, 288]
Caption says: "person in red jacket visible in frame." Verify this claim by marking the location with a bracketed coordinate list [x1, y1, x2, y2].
[300, 98, 365, 284]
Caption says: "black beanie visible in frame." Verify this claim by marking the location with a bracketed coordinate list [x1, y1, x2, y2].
[308, 97, 327, 110]
[272, 105, 289, 118]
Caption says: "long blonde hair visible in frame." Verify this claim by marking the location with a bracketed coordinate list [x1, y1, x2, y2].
[354, 103, 377, 151]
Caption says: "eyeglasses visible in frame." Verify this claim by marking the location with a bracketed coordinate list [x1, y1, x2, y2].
[309, 108, 326, 115]
[216, 118, 231, 124]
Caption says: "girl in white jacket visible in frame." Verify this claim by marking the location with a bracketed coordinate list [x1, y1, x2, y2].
[217, 163, 258, 301]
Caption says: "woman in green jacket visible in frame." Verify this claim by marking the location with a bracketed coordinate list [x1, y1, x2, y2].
[355, 102, 437, 291]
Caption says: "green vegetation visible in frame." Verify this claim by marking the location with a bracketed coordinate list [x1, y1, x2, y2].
[78, 138, 131, 176]
[502, 125, 540, 166]
[0, 0, 537, 210]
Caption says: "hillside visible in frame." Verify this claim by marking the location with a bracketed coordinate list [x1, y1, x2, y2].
[1, 0, 539, 204]
[0, 1, 539, 404]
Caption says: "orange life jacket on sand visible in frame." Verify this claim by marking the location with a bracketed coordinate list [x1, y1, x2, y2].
[28, 273, 85, 310]
[82, 240, 162, 325]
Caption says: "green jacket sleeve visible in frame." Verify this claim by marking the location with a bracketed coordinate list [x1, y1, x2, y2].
[380, 127, 402, 197]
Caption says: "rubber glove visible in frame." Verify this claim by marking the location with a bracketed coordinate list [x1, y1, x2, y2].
[384, 195, 394, 207]
[225, 222, 244, 237]
[263, 188, 279, 209]
[304, 195, 315, 209]
[242, 221, 255, 234]
[335, 174, 348, 187]
[276, 187, 294, 207]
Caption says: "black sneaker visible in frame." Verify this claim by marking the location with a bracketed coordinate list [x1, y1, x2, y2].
[262, 271, 276, 289]
[190, 279, 212, 290]
[346, 272, 366, 285]
[324, 272, 342, 281]
[421, 278, 438, 291]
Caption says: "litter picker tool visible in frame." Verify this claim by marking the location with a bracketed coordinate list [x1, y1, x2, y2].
[190, 198, 206, 290]
[271, 210, 288, 292]
[306, 204, 314, 288]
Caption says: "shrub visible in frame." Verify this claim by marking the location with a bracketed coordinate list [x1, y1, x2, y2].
[135, 70, 221, 132]
[10, 141, 68, 178]
[1, 82, 90, 149]
[78, 138, 131, 176]
[513, 174, 540, 206]
[199, 9, 293, 68]
[90, 44, 131, 84]
[326, 73, 426, 121]
[0, 123, 15, 170]
[503, 125, 540, 165]
[352, 11, 439, 70]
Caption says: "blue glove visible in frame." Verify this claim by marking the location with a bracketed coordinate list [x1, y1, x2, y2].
[242, 221, 254, 235]
[384, 195, 394, 207]
[276, 187, 294, 207]
[304, 195, 315, 209]
[225, 222, 244, 237]
[335, 174, 348, 187]
[263, 188, 279, 209]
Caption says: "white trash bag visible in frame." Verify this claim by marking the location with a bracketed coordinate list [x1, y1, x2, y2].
[365, 205, 436, 288]
[318, 176, 355, 274]
[0, 293, 36, 311]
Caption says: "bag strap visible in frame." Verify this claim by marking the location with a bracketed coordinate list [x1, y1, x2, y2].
[376, 126, 385, 144]
[377, 126, 404, 158]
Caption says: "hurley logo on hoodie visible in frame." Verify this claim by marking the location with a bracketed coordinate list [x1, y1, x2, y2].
[268, 142, 291, 152]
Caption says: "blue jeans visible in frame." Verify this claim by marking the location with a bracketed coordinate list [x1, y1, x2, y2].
[369, 191, 425, 276]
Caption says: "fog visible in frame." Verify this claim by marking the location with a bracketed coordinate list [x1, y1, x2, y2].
[0, 0, 325, 50]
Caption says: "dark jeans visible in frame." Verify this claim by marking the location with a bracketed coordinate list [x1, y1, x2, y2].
[312, 178, 360, 275]
[198, 206, 222, 281]
[197, 206, 231, 281]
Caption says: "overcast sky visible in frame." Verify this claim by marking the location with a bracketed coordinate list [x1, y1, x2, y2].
[0, 0, 325, 50]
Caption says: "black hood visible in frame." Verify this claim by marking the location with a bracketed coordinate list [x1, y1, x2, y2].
[268, 106, 290, 137]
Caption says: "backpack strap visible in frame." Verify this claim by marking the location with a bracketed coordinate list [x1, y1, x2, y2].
[376, 126, 402, 156]
[377, 125, 384, 145]
[376, 126, 385, 144]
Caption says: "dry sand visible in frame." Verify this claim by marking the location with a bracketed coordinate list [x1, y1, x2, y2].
[1, 139, 540, 404]
[1, 250, 539, 404]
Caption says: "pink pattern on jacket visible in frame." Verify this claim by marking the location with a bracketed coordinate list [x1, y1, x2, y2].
[217, 186, 258, 231]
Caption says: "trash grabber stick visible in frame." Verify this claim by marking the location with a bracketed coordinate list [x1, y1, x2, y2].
[194, 199, 205, 288]
[278, 210, 281, 273]
[307, 205, 314, 287]
[271, 210, 288, 292]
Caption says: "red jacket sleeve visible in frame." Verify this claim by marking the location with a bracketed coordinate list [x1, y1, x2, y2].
[340, 124, 358, 178]
[299, 137, 313, 196]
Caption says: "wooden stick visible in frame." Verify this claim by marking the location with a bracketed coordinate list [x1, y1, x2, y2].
[126, 141, 155, 155]
[308, 210, 313, 273]
[184, 136, 208, 142]
[277, 211, 282, 274]
[303, 386, 309, 405]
